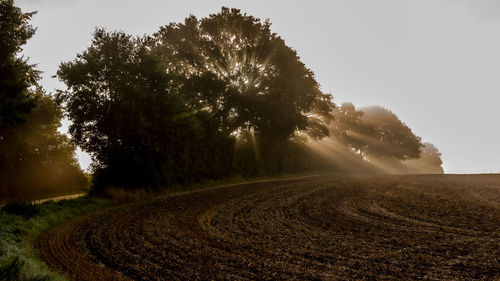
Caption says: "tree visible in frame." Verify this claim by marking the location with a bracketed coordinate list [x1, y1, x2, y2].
[403, 142, 444, 174]
[360, 106, 422, 160]
[57, 29, 234, 190]
[0, 1, 87, 200]
[0, 0, 38, 126]
[329, 103, 375, 155]
[0, 91, 88, 199]
[153, 7, 334, 140]
[330, 103, 422, 161]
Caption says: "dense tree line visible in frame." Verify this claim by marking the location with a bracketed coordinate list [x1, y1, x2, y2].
[1, 4, 443, 198]
[0, 0, 87, 200]
[57, 8, 336, 191]
[56, 30, 236, 189]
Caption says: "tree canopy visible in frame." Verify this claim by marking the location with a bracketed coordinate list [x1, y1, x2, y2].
[57, 30, 234, 189]
[330, 103, 422, 161]
[0, 0, 39, 125]
[402, 142, 444, 174]
[153, 7, 334, 140]
[57, 9, 339, 190]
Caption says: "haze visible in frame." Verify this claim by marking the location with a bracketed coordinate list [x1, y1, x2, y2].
[16, 0, 500, 174]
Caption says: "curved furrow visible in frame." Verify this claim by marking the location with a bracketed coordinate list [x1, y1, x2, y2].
[38, 175, 500, 280]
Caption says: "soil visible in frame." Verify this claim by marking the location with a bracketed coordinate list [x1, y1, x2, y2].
[37, 174, 500, 280]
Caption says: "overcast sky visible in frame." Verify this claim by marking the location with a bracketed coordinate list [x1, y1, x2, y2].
[16, 0, 500, 174]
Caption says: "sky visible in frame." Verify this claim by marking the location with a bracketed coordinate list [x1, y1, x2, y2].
[16, 0, 500, 174]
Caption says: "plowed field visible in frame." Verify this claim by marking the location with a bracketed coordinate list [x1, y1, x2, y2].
[38, 175, 500, 280]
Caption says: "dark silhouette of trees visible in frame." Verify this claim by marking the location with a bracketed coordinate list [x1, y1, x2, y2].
[0, 0, 38, 125]
[55, 8, 443, 192]
[57, 9, 337, 190]
[232, 132, 333, 177]
[57, 30, 234, 190]
[0, 2, 446, 198]
[0, 1, 87, 200]
[153, 7, 334, 140]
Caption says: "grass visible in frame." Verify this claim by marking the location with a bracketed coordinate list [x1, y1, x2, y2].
[0, 198, 112, 281]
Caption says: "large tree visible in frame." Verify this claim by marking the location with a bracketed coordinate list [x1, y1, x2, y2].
[57, 30, 234, 190]
[0, 0, 38, 125]
[153, 7, 334, 140]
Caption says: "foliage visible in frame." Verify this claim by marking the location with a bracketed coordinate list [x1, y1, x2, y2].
[0, 0, 38, 125]
[360, 106, 422, 160]
[0, 92, 88, 200]
[331, 103, 422, 160]
[57, 30, 234, 191]
[233, 133, 333, 177]
[319, 102, 444, 174]
[402, 142, 444, 173]
[0, 257, 24, 281]
[153, 7, 334, 140]
[0, 0, 87, 201]
[0, 197, 112, 281]
[56, 8, 444, 193]
[56, 8, 336, 192]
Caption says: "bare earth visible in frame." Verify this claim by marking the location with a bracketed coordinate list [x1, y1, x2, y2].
[38, 174, 500, 280]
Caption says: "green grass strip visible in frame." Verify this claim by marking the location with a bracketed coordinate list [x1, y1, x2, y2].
[0, 197, 112, 281]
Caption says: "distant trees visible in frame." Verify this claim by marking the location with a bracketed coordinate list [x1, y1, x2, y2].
[330, 103, 422, 161]
[402, 142, 444, 174]
[317, 102, 443, 174]
[358, 106, 422, 160]
[0, 0, 87, 200]
[57, 8, 446, 192]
